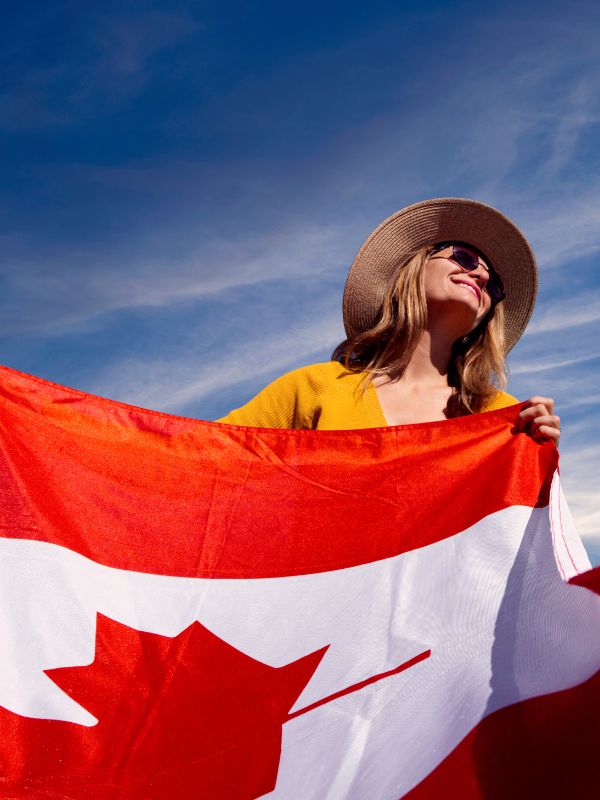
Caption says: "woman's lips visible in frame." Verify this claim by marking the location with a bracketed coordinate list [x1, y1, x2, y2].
[451, 277, 481, 302]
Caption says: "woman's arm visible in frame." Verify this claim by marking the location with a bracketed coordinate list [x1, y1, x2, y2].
[215, 367, 314, 429]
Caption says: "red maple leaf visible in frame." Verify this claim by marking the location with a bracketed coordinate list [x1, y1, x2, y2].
[0, 613, 327, 799]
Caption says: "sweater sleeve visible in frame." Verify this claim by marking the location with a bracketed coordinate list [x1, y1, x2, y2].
[215, 367, 318, 428]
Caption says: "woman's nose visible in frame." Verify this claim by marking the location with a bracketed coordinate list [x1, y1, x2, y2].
[465, 265, 489, 286]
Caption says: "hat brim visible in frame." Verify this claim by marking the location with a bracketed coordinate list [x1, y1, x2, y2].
[342, 198, 537, 352]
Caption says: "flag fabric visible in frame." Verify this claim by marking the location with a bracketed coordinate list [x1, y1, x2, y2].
[0, 364, 598, 799]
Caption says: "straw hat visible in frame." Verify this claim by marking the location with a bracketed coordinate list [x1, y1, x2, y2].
[342, 197, 537, 352]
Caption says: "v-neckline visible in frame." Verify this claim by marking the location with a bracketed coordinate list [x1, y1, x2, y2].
[365, 379, 391, 427]
[366, 377, 453, 427]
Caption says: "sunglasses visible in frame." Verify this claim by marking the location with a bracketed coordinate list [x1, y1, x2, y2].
[429, 242, 505, 305]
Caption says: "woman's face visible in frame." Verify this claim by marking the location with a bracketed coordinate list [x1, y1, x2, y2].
[423, 243, 494, 333]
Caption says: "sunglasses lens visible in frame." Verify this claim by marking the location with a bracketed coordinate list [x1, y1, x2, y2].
[452, 248, 479, 271]
[487, 273, 505, 304]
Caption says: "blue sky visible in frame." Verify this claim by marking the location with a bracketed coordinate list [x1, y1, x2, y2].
[1, 0, 599, 560]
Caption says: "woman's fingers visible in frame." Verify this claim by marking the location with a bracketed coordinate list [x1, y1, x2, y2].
[526, 395, 555, 415]
[517, 398, 560, 445]
[515, 403, 548, 430]
[531, 414, 561, 438]
[536, 424, 561, 443]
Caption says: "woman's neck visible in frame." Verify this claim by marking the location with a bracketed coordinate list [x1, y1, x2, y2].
[399, 329, 453, 387]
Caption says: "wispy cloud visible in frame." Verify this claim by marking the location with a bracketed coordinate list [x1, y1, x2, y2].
[510, 353, 600, 375]
[510, 316, 600, 375]
[519, 195, 600, 273]
[86, 312, 343, 413]
[508, 361, 600, 413]
[525, 292, 600, 335]
[540, 77, 600, 180]
[559, 442, 600, 545]
[3, 5, 600, 333]
[0, 222, 347, 335]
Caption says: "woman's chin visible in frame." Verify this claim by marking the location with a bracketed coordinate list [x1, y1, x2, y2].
[445, 304, 483, 335]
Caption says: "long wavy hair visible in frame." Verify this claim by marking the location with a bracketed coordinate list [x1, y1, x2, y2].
[331, 244, 507, 416]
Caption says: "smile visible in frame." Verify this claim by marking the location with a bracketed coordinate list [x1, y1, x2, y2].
[451, 278, 481, 302]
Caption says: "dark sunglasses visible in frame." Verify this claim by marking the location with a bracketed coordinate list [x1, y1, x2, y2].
[430, 241, 505, 305]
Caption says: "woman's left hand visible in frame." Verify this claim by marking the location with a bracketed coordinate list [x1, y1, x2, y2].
[516, 396, 560, 445]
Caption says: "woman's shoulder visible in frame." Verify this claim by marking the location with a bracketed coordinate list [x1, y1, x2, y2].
[269, 360, 358, 391]
[248, 360, 361, 412]
[285, 360, 355, 382]
[214, 361, 356, 428]
[484, 389, 519, 411]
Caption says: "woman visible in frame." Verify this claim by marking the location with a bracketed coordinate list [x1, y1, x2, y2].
[217, 198, 560, 443]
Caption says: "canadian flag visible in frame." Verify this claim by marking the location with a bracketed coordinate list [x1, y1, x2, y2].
[0, 365, 598, 799]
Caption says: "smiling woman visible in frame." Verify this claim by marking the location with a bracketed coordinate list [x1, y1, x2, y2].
[217, 198, 561, 444]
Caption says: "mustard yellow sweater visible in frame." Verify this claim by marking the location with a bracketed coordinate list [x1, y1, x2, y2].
[216, 361, 518, 430]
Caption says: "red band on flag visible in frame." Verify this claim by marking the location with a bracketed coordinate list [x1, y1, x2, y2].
[0, 366, 556, 578]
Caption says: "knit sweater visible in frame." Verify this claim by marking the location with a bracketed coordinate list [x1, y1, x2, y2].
[216, 361, 518, 430]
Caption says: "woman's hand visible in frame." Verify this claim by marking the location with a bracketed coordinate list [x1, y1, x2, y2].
[516, 396, 560, 446]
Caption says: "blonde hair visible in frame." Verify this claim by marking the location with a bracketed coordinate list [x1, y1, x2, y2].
[331, 245, 507, 415]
